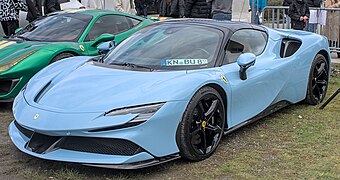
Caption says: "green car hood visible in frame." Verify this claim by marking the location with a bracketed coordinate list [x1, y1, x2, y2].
[0, 39, 48, 64]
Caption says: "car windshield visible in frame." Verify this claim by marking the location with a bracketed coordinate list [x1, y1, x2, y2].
[13, 13, 92, 42]
[104, 24, 224, 70]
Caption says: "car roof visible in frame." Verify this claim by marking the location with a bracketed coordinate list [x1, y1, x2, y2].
[156, 18, 267, 33]
[49, 9, 137, 17]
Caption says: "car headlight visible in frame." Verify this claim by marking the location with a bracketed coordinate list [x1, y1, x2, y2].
[105, 102, 165, 123]
[0, 50, 37, 73]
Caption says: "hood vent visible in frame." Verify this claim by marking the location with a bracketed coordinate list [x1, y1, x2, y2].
[34, 81, 52, 103]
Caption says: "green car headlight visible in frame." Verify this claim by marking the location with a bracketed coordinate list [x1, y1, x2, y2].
[105, 102, 165, 123]
[0, 50, 37, 73]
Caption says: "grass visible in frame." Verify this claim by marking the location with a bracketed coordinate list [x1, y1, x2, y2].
[0, 64, 339, 180]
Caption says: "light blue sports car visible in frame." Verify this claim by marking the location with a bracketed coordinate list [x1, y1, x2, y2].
[9, 19, 330, 169]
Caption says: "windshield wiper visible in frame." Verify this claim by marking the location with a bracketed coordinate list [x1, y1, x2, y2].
[111, 62, 154, 71]
[16, 36, 32, 41]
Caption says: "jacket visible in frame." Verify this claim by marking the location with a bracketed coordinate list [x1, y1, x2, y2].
[159, 0, 171, 16]
[185, 0, 211, 18]
[288, 0, 310, 29]
[283, 0, 293, 6]
[326, 0, 340, 8]
[170, 0, 185, 17]
[26, 0, 42, 22]
[115, 0, 137, 14]
[249, 0, 267, 9]
[0, 0, 27, 21]
[307, 0, 321, 7]
[207, 0, 233, 15]
[44, 0, 61, 14]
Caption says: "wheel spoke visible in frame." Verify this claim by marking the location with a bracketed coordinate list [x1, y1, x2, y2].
[205, 124, 222, 134]
[312, 83, 317, 91]
[205, 100, 218, 122]
[313, 84, 321, 100]
[316, 80, 328, 86]
[317, 62, 325, 75]
[190, 128, 201, 145]
[317, 69, 327, 79]
[198, 101, 205, 119]
[202, 129, 207, 154]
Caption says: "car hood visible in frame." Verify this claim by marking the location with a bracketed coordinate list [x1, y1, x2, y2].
[24, 62, 209, 113]
[0, 39, 47, 64]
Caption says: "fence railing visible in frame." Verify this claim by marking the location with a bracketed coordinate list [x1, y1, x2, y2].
[263, 6, 340, 55]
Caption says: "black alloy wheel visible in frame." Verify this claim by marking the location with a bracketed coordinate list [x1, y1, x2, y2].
[305, 54, 329, 105]
[177, 87, 225, 161]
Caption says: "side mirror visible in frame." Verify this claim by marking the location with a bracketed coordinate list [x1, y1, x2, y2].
[91, 33, 115, 47]
[97, 40, 116, 55]
[237, 53, 256, 80]
[15, 27, 23, 34]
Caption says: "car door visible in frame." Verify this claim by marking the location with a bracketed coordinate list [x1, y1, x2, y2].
[219, 29, 276, 128]
[81, 14, 142, 56]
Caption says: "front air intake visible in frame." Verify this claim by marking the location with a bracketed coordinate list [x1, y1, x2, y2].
[14, 121, 145, 156]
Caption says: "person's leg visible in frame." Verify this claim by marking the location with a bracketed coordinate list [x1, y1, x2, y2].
[7, 20, 19, 36]
[1, 21, 9, 36]
[285, 14, 290, 29]
[143, 4, 148, 17]
[212, 13, 230, 20]
[310, 23, 317, 33]
[226, 13, 232, 20]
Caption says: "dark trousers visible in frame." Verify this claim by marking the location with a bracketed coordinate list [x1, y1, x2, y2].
[212, 13, 232, 21]
[1, 20, 19, 37]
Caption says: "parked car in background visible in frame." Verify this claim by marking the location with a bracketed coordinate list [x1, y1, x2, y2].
[0, 9, 153, 102]
[0, 0, 85, 36]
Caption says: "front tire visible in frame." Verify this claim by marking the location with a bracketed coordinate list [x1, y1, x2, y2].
[176, 87, 225, 161]
[50, 52, 74, 64]
[305, 54, 329, 105]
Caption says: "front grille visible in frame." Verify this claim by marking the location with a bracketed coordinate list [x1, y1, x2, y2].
[0, 79, 19, 95]
[14, 121, 144, 156]
[59, 137, 144, 156]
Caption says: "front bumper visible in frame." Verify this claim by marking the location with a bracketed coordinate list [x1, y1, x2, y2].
[9, 98, 188, 168]
[9, 121, 156, 166]
[0, 78, 24, 101]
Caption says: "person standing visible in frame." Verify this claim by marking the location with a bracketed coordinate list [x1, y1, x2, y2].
[288, 0, 310, 30]
[115, 0, 137, 14]
[283, 0, 293, 28]
[159, 0, 171, 17]
[0, 0, 27, 37]
[324, 0, 340, 57]
[207, 0, 233, 20]
[44, 0, 61, 14]
[26, 0, 42, 23]
[170, 0, 185, 18]
[306, 0, 321, 32]
[184, 0, 211, 18]
[249, 0, 267, 24]
[135, 0, 148, 17]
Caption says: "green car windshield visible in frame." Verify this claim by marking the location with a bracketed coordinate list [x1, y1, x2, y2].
[14, 13, 92, 42]
[104, 24, 224, 70]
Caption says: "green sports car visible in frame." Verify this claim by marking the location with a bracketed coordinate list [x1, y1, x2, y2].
[0, 9, 153, 102]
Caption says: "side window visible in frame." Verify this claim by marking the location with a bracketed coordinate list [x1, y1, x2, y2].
[126, 17, 141, 28]
[85, 15, 132, 42]
[224, 29, 267, 64]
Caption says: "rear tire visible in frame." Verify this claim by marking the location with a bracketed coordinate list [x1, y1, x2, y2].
[305, 54, 329, 105]
[50, 53, 74, 64]
[176, 87, 225, 161]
